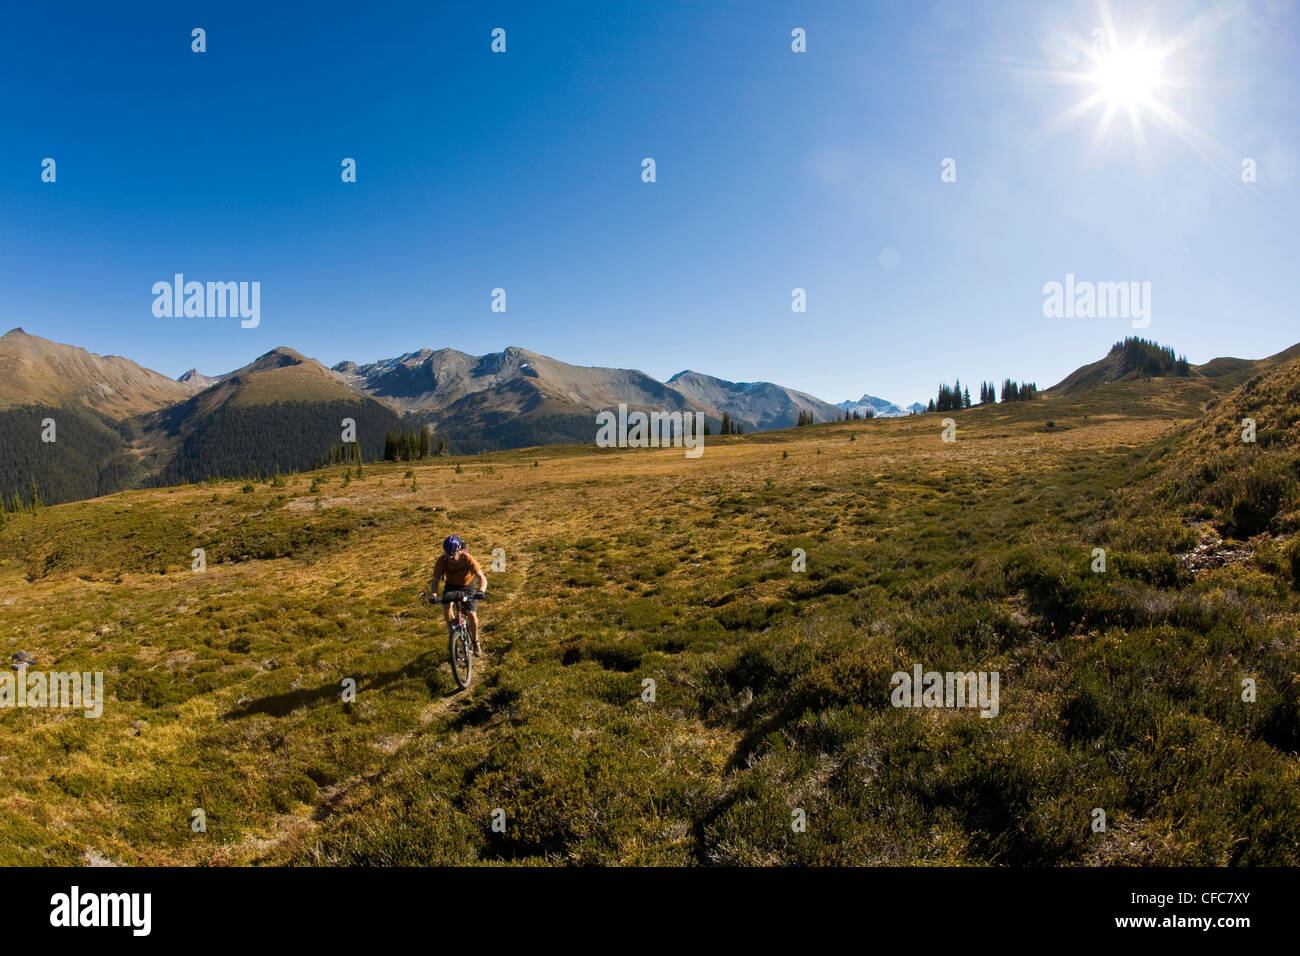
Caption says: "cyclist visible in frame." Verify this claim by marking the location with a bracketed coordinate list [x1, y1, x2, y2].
[429, 535, 488, 654]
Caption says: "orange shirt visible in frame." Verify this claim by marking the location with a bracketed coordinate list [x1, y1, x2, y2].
[433, 551, 484, 590]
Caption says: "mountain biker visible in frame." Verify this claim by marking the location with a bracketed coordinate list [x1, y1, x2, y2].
[429, 535, 487, 654]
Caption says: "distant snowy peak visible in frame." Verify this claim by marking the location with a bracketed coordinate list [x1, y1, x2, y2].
[836, 393, 918, 418]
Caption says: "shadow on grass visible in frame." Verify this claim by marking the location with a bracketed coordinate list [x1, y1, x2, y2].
[221, 651, 451, 720]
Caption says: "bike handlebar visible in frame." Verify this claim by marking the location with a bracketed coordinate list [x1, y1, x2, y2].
[430, 590, 485, 604]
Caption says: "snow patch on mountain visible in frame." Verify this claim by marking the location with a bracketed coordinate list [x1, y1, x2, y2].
[836, 393, 920, 418]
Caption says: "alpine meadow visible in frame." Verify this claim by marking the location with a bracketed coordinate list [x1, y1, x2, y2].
[2, 0, 1299, 927]
[1, 337, 1297, 865]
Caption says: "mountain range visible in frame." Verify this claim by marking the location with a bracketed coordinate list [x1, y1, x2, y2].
[1, 326, 1296, 507]
[0, 328, 915, 504]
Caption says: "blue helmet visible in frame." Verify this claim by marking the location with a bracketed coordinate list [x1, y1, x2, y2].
[443, 535, 464, 556]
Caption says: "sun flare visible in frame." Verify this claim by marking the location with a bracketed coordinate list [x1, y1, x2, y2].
[1090, 42, 1164, 109]
[1024, 0, 1238, 173]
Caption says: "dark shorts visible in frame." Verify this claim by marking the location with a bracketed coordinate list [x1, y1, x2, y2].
[441, 588, 478, 612]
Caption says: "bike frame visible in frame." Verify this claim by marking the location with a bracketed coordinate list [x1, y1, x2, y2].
[446, 597, 466, 633]
[441, 591, 480, 651]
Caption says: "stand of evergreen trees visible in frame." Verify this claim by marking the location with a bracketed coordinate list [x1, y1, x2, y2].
[1000, 379, 1039, 402]
[383, 427, 433, 461]
[0, 477, 42, 522]
[1110, 337, 1191, 377]
[932, 379, 972, 412]
[797, 409, 854, 426]
[323, 441, 362, 467]
[719, 412, 744, 435]
[926, 378, 1039, 412]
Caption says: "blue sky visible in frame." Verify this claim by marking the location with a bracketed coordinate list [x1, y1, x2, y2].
[2, 0, 1296, 406]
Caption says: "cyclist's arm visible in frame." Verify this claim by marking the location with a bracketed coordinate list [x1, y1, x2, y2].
[429, 557, 446, 600]
[467, 553, 487, 594]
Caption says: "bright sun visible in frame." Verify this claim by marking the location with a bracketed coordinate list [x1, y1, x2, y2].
[1039, 10, 1202, 157]
[1091, 43, 1165, 108]
[1023, 1, 1234, 171]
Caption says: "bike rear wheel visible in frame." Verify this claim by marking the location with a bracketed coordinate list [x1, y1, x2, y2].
[449, 627, 473, 689]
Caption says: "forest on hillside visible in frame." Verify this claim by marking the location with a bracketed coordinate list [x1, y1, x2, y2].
[0, 405, 140, 509]
[149, 400, 404, 485]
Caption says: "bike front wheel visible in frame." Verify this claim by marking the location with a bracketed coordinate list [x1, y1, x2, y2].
[449, 627, 473, 689]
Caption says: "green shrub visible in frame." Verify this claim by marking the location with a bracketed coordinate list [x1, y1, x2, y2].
[1224, 460, 1296, 538]
[1286, 537, 1300, 590]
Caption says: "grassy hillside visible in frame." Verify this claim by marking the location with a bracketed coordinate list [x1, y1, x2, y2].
[1049, 337, 1189, 394]
[0, 371, 1296, 865]
[1162, 357, 1300, 540]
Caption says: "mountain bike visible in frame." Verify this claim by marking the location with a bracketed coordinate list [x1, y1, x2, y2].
[432, 589, 485, 689]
